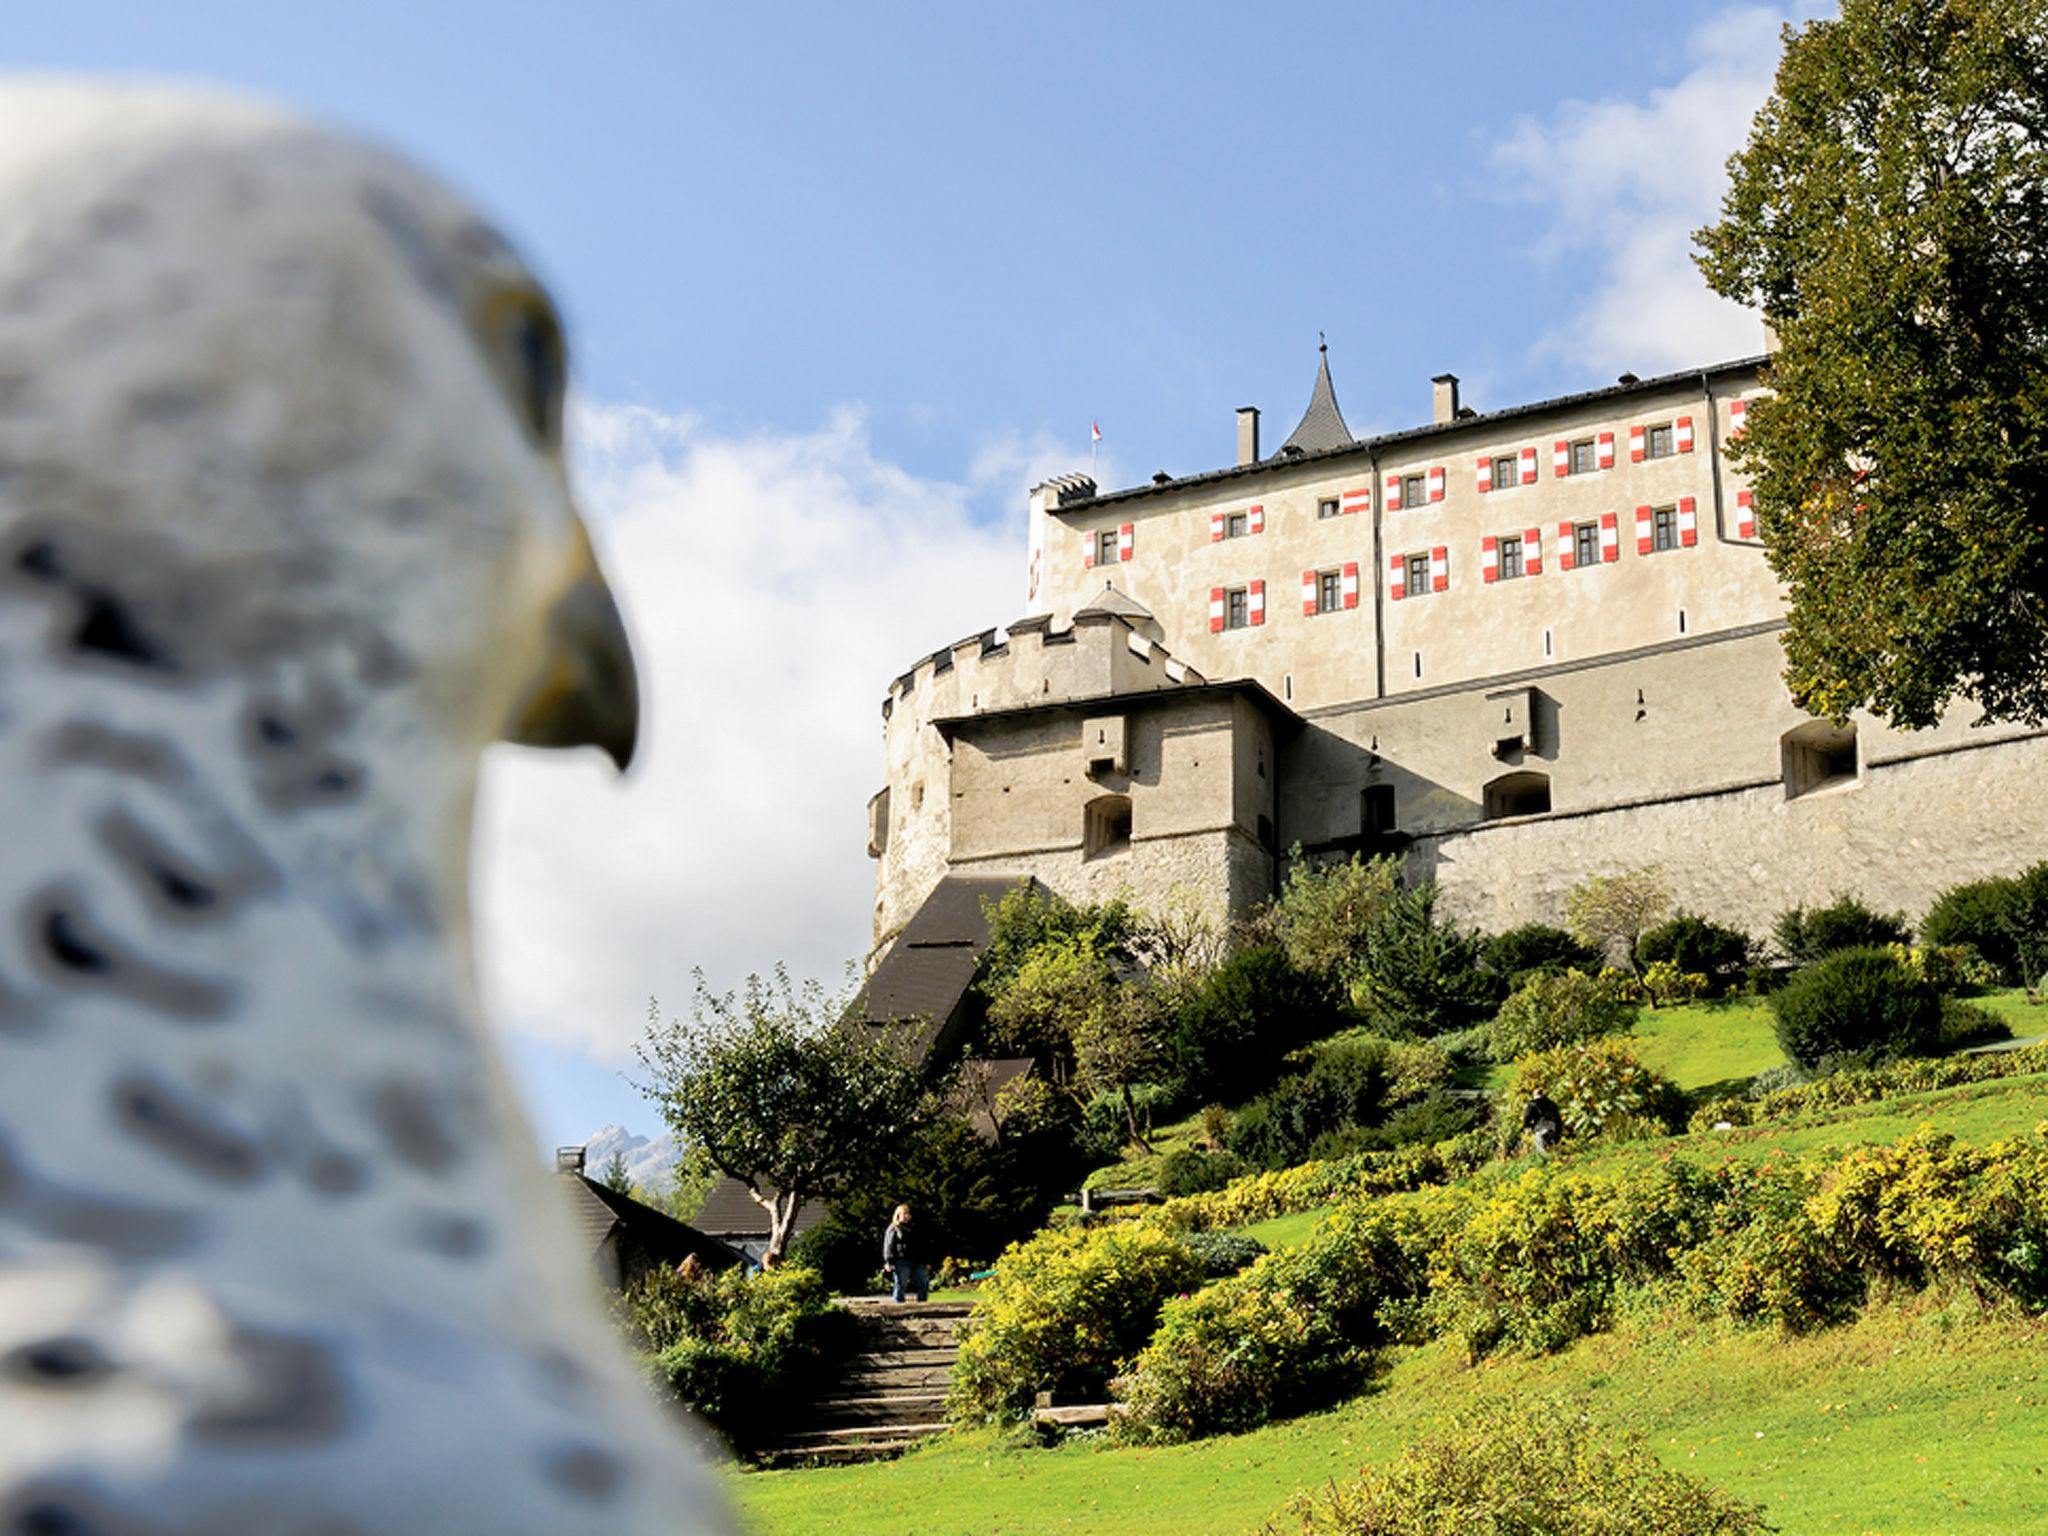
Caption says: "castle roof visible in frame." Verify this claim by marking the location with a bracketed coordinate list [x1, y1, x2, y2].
[1275, 344, 1353, 456]
[1051, 354, 1768, 515]
[1074, 583, 1155, 623]
[932, 676, 1301, 741]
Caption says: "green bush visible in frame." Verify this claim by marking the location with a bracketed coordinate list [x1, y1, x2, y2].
[1480, 922, 1600, 984]
[947, 1224, 1204, 1422]
[1268, 853, 1401, 987]
[1772, 893, 1912, 963]
[1308, 1093, 1484, 1159]
[1165, 945, 1342, 1103]
[1692, 1041, 2048, 1131]
[1179, 1229, 1267, 1277]
[1507, 1038, 1684, 1143]
[2004, 861, 2048, 986]
[631, 1265, 841, 1451]
[1936, 995, 2010, 1051]
[1768, 945, 1940, 1069]
[1156, 1147, 1248, 1197]
[1483, 968, 1638, 1061]
[1921, 874, 2024, 982]
[1637, 911, 1754, 993]
[1348, 882, 1504, 1037]
[1269, 1399, 1772, 1535]
[1228, 1037, 1394, 1170]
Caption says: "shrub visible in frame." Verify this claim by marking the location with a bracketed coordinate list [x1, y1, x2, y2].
[1772, 893, 1912, 963]
[1156, 1147, 1248, 1197]
[1268, 1399, 1772, 1536]
[1228, 1037, 1395, 1171]
[1269, 853, 1402, 987]
[1310, 1093, 1484, 1158]
[1348, 882, 1503, 1037]
[1691, 1041, 2048, 1131]
[632, 1265, 842, 1450]
[1890, 941, 2003, 995]
[947, 1224, 1204, 1422]
[2003, 861, 2048, 986]
[1146, 1130, 1494, 1234]
[1165, 945, 1341, 1103]
[1179, 1229, 1267, 1278]
[1640, 958, 1709, 1007]
[1562, 865, 1671, 974]
[1483, 968, 1638, 1061]
[1480, 922, 1601, 984]
[1637, 911, 1754, 993]
[1769, 945, 1940, 1069]
[1507, 1039, 1683, 1143]
[1936, 995, 2010, 1051]
[1674, 1161, 1861, 1331]
[1920, 874, 2023, 981]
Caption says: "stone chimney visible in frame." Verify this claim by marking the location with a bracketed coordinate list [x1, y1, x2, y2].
[555, 1146, 586, 1174]
[1432, 374, 1461, 425]
[1236, 406, 1261, 466]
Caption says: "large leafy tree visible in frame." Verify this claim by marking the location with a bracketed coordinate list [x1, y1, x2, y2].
[1695, 0, 2048, 726]
[636, 968, 928, 1262]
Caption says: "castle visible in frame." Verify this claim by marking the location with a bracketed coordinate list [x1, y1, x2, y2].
[866, 347, 2048, 970]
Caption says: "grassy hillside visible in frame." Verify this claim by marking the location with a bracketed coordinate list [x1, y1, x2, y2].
[733, 1300, 2048, 1535]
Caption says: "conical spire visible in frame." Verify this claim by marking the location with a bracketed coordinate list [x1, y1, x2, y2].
[1276, 338, 1353, 457]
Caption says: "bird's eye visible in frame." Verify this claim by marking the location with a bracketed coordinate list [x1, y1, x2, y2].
[485, 292, 567, 444]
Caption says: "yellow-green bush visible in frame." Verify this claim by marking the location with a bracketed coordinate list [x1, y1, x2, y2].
[1267, 1398, 1771, 1535]
[1483, 967, 1638, 1061]
[1689, 1040, 2048, 1132]
[1142, 1128, 1492, 1233]
[1508, 1037, 1684, 1143]
[947, 1223, 1203, 1423]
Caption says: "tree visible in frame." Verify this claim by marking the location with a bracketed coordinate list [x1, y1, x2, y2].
[1268, 852, 1402, 988]
[598, 1149, 632, 1194]
[1695, 0, 2048, 727]
[1072, 984, 1168, 1153]
[1562, 866, 1672, 980]
[635, 970, 929, 1263]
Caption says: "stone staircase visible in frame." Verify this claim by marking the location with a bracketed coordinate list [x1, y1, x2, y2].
[762, 1299, 969, 1466]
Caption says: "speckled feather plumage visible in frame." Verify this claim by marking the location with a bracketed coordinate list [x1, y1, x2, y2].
[0, 80, 725, 1533]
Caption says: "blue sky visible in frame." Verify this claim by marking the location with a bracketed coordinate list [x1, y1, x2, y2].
[4, 2, 1803, 1151]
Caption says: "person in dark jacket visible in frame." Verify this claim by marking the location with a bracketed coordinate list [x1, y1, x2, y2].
[882, 1203, 928, 1303]
[1522, 1092, 1564, 1154]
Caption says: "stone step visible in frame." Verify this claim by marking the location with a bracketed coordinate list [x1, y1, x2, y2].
[806, 1391, 949, 1427]
[838, 1363, 954, 1392]
[757, 1431, 940, 1468]
[838, 1299, 974, 1318]
[854, 1319, 964, 1349]
[842, 1346, 958, 1371]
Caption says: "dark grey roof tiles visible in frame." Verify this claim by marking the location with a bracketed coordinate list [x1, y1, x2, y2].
[561, 1174, 744, 1270]
[1074, 583, 1156, 623]
[1276, 346, 1354, 457]
[691, 1175, 828, 1241]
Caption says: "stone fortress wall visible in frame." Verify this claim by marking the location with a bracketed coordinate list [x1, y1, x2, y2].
[868, 349, 2048, 957]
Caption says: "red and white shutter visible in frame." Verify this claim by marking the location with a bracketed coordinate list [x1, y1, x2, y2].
[1342, 486, 1371, 516]
[1481, 534, 1499, 583]
[1556, 520, 1575, 571]
[1597, 430, 1615, 469]
[1427, 466, 1445, 502]
[1729, 398, 1747, 438]
[1475, 455, 1491, 494]
[1520, 446, 1538, 485]
[1678, 496, 1698, 547]
[1302, 569, 1319, 616]
[1249, 504, 1265, 535]
[1629, 425, 1646, 463]
[1430, 545, 1449, 591]
[1248, 579, 1265, 626]
[1553, 439, 1570, 477]
[1389, 553, 1407, 601]
[1118, 522, 1133, 561]
[1082, 542, 1095, 569]
[1676, 416, 1695, 454]
[1736, 489, 1756, 539]
[1600, 511, 1620, 563]
[1210, 512, 1225, 543]
[1383, 471, 1402, 510]
[1209, 586, 1226, 632]
[1524, 526, 1543, 576]
[1341, 561, 1359, 609]
[1635, 504, 1653, 555]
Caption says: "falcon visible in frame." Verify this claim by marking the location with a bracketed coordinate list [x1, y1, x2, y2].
[0, 79, 732, 1533]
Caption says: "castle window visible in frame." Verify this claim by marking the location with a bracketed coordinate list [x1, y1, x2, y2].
[1318, 497, 1340, 520]
[1401, 472, 1425, 508]
[1484, 770, 1552, 819]
[1646, 423, 1675, 459]
[1083, 794, 1133, 857]
[1226, 511, 1249, 539]
[1574, 522, 1600, 570]
[1652, 506, 1678, 552]
[1498, 534, 1525, 580]
[1317, 570, 1343, 614]
[1405, 553, 1431, 597]
[1096, 529, 1118, 565]
[1362, 784, 1396, 834]
[1491, 455, 1518, 491]
[1570, 438, 1597, 475]
[1782, 720, 1858, 799]
[1225, 587, 1249, 630]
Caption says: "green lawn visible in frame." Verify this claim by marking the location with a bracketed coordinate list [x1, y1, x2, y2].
[732, 1302, 2048, 1535]
[1082, 1109, 1207, 1194]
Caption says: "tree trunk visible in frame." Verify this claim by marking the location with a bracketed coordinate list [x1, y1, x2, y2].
[765, 1190, 802, 1265]
[1120, 1081, 1153, 1155]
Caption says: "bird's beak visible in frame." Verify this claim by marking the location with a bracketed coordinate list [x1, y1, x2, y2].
[504, 526, 640, 772]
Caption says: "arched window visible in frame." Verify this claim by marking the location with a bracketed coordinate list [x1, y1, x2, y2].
[1782, 720, 1857, 798]
[1083, 794, 1132, 858]
[1483, 770, 1551, 820]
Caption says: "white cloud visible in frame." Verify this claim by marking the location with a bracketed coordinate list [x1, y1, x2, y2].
[1490, 5, 1822, 373]
[472, 402, 1035, 1065]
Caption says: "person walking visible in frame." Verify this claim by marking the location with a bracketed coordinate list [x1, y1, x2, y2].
[882, 1204, 928, 1303]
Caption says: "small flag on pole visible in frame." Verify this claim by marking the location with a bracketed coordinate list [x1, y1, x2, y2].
[1091, 421, 1102, 443]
